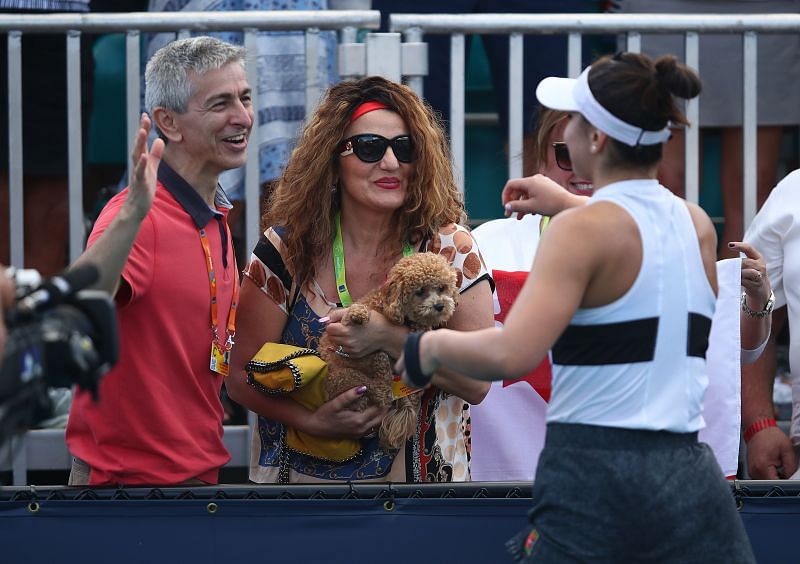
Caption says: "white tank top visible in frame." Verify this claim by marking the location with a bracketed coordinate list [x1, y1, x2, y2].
[547, 179, 716, 432]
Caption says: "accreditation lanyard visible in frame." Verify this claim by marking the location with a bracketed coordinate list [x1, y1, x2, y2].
[332, 212, 414, 307]
[540, 215, 551, 234]
[199, 226, 238, 376]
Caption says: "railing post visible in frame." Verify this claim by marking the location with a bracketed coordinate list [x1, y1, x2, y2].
[626, 30, 641, 53]
[365, 32, 402, 82]
[508, 33, 523, 180]
[338, 26, 365, 79]
[567, 32, 582, 78]
[7, 30, 23, 267]
[742, 31, 758, 229]
[125, 29, 141, 184]
[66, 29, 84, 261]
[449, 33, 465, 193]
[401, 27, 427, 96]
[305, 27, 322, 116]
[684, 31, 700, 205]
[10, 433, 27, 486]
[244, 28, 260, 263]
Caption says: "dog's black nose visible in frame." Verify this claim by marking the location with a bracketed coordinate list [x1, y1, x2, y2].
[434, 303, 444, 311]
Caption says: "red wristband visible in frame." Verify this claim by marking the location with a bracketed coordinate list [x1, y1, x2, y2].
[743, 417, 777, 443]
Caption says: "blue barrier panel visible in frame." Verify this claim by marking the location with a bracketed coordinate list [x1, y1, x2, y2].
[0, 483, 793, 563]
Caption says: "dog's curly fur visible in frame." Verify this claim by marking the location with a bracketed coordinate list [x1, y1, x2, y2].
[319, 252, 459, 450]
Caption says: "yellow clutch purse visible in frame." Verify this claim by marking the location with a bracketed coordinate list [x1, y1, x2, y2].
[246, 342, 361, 462]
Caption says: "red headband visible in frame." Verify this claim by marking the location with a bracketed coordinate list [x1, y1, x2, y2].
[349, 101, 390, 123]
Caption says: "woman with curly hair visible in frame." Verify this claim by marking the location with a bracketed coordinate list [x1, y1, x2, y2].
[228, 76, 494, 483]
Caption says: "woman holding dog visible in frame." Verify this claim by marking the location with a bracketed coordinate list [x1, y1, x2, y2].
[398, 53, 756, 561]
[227, 76, 494, 484]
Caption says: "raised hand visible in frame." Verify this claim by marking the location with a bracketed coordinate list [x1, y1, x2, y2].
[501, 174, 588, 219]
[729, 241, 771, 308]
[126, 113, 165, 221]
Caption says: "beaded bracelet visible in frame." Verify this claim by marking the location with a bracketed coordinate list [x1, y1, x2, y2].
[743, 417, 777, 443]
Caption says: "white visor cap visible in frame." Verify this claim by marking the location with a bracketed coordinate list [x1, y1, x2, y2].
[535, 67, 671, 147]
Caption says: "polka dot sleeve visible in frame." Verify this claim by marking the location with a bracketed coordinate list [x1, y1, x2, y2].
[425, 223, 494, 294]
[242, 227, 293, 315]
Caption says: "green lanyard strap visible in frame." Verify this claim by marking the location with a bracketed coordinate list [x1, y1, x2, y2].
[332, 212, 414, 307]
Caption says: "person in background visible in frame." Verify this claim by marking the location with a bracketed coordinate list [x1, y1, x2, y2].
[66, 36, 250, 486]
[398, 52, 755, 561]
[227, 75, 494, 484]
[612, 0, 800, 258]
[742, 171, 800, 480]
[147, 0, 339, 266]
[469, 107, 591, 482]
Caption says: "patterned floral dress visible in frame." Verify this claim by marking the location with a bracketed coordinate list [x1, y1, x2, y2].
[243, 223, 493, 483]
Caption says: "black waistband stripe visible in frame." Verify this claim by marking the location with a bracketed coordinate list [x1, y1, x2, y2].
[552, 317, 659, 365]
[687, 313, 712, 359]
[552, 312, 713, 366]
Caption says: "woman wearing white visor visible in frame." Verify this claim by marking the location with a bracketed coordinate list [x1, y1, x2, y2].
[397, 52, 755, 563]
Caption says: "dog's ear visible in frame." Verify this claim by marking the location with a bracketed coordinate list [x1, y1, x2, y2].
[448, 269, 460, 303]
[382, 277, 407, 325]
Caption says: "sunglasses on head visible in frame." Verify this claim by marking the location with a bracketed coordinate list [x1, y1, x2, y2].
[339, 134, 415, 163]
[552, 142, 572, 171]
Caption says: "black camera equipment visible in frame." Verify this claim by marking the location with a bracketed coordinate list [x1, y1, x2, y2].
[0, 264, 118, 445]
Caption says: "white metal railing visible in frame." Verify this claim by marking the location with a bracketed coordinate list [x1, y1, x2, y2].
[0, 425, 250, 486]
[4, 12, 800, 485]
[390, 13, 800, 227]
[1, 10, 381, 270]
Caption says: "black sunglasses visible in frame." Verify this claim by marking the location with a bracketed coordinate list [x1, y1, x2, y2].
[339, 134, 415, 163]
[552, 142, 572, 171]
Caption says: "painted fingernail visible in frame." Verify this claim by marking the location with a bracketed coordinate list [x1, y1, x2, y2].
[728, 242, 735, 247]
[504, 203, 512, 211]
[356, 386, 367, 395]
[319, 316, 330, 324]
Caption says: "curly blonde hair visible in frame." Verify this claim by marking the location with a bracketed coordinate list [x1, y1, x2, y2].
[263, 76, 465, 285]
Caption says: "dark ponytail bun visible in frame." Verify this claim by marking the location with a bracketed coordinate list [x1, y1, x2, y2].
[654, 55, 702, 101]
[586, 51, 702, 166]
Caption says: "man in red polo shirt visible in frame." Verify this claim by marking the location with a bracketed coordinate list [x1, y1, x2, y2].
[66, 36, 253, 486]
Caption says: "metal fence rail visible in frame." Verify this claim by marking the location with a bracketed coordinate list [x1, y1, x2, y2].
[4, 12, 799, 488]
[391, 13, 800, 225]
[1, 10, 381, 267]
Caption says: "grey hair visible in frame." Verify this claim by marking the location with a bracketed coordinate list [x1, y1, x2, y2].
[144, 36, 246, 115]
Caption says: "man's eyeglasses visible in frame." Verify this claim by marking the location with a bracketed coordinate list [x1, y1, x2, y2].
[339, 134, 415, 163]
[552, 142, 572, 171]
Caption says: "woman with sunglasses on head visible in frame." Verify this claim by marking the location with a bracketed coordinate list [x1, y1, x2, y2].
[227, 76, 494, 484]
[398, 53, 755, 561]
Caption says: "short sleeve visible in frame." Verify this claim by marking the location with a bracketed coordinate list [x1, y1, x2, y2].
[88, 190, 155, 305]
[425, 223, 494, 294]
[242, 227, 293, 314]
[744, 172, 799, 309]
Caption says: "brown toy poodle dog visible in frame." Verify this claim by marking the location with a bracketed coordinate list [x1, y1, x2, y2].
[319, 252, 459, 450]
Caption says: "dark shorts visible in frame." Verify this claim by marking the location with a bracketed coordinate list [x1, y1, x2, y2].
[0, 10, 94, 175]
[509, 423, 756, 563]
